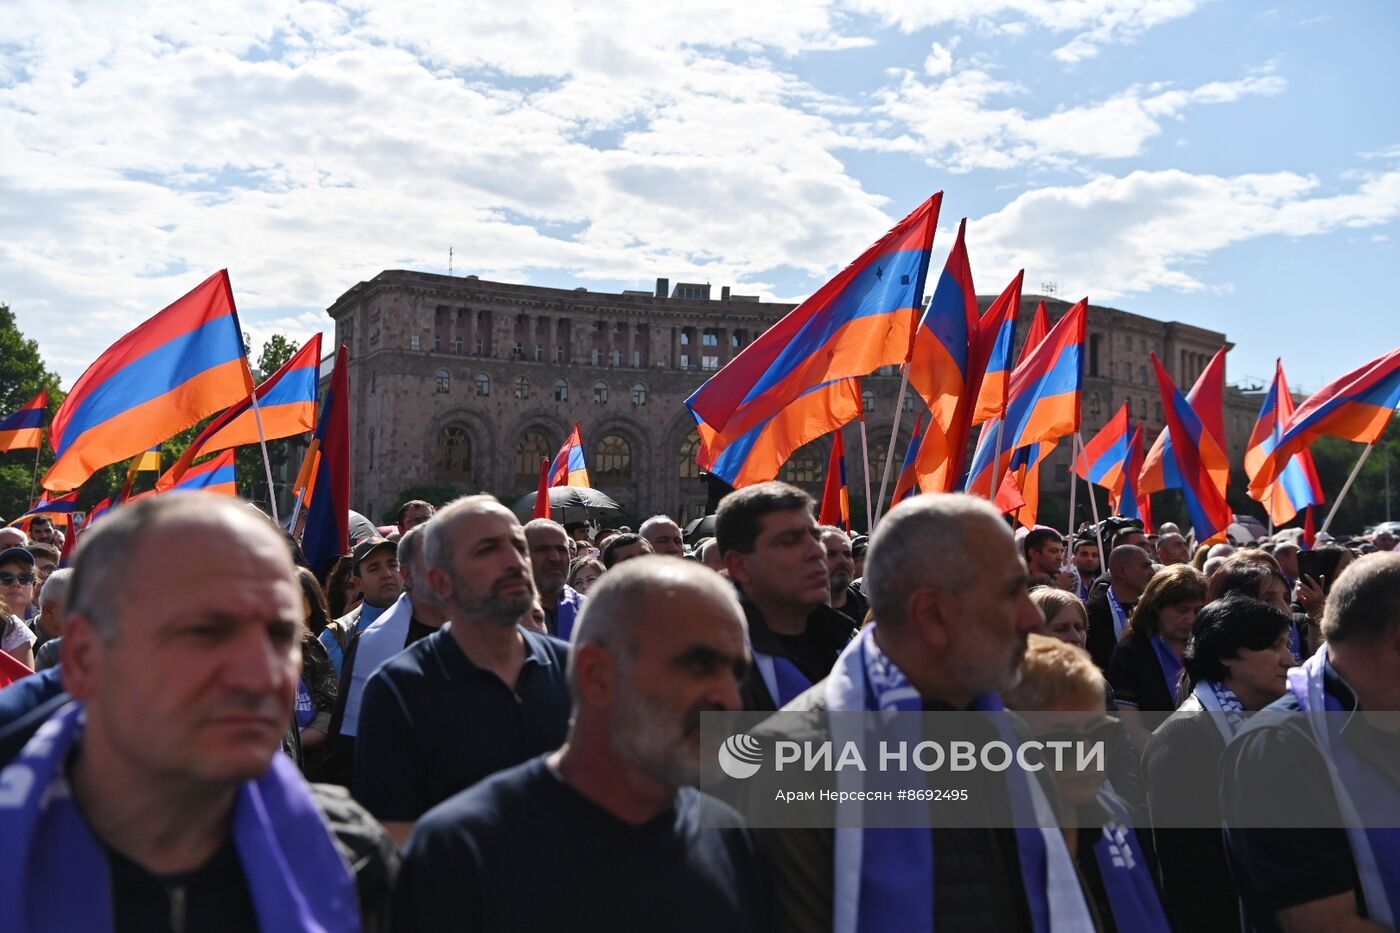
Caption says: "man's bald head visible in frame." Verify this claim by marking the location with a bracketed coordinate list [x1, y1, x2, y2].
[69, 494, 292, 640]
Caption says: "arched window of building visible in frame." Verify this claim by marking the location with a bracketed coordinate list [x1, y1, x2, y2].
[1088, 392, 1102, 417]
[903, 394, 919, 413]
[679, 432, 701, 479]
[595, 434, 632, 484]
[514, 375, 530, 400]
[475, 373, 490, 396]
[862, 387, 875, 413]
[516, 431, 553, 485]
[870, 441, 889, 490]
[631, 383, 647, 406]
[593, 382, 609, 404]
[435, 369, 450, 394]
[780, 443, 823, 484]
[1089, 334, 1103, 377]
[435, 424, 472, 482]
[554, 378, 569, 402]
[1137, 365, 1147, 385]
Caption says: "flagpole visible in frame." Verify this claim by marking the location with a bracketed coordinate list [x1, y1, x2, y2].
[1320, 441, 1377, 535]
[858, 413, 874, 534]
[874, 362, 914, 526]
[1065, 436, 1077, 537]
[287, 439, 320, 533]
[246, 388, 281, 525]
[29, 446, 40, 504]
[1076, 432, 1106, 560]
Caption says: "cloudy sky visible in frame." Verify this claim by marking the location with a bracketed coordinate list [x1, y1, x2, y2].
[3, 0, 1396, 393]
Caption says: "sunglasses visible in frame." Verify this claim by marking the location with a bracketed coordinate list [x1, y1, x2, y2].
[0, 572, 36, 586]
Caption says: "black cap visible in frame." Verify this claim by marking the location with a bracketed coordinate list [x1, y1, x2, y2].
[0, 546, 35, 568]
[850, 534, 869, 557]
[351, 537, 396, 574]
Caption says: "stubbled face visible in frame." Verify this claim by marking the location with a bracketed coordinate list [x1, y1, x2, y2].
[822, 530, 855, 593]
[1072, 545, 1099, 577]
[1157, 537, 1190, 566]
[69, 514, 302, 785]
[526, 525, 571, 596]
[29, 519, 57, 545]
[437, 506, 538, 625]
[727, 509, 829, 612]
[944, 519, 1045, 697]
[1028, 539, 1066, 575]
[608, 589, 748, 787]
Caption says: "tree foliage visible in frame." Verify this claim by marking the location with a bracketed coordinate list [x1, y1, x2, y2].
[0, 305, 65, 520]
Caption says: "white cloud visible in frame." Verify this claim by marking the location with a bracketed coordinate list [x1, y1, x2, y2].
[843, 0, 1201, 62]
[969, 169, 1400, 299]
[869, 63, 1285, 172]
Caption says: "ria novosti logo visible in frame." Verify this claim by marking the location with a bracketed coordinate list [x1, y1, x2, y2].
[718, 733, 764, 779]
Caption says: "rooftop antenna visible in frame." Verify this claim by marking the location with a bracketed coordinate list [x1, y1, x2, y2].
[1041, 280, 1059, 296]
[448, 246, 454, 276]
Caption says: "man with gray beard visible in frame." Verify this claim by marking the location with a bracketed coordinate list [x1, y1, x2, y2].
[821, 525, 868, 626]
[393, 557, 770, 932]
[354, 496, 572, 844]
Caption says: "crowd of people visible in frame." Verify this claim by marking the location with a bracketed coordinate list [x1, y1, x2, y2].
[0, 486, 1396, 932]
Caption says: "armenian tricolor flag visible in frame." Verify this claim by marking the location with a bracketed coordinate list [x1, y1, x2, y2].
[1249, 346, 1400, 498]
[1076, 402, 1132, 492]
[301, 345, 351, 577]
[890, 414, 926, 505]
[1152, 354, 1232, 544]
[167, 449, 237, 497]
[1141, 347, 1229, 502]
[688, 195, 940, 485]
[549, 423, 591, 488]
[818, 429, 851, 531]
[1244, 359, 1325, 527]
[0, 391, 48, 453]
[43, 271, 255, 492]
[8, 491, 80, 527]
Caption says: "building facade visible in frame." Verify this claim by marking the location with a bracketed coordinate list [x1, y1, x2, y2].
[325, 270, 1255, 527]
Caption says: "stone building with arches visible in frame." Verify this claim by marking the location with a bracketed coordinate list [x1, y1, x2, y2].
[325, 270, 1254, 527]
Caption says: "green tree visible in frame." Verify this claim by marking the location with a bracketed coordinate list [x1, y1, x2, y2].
[0, 305, 65, 520]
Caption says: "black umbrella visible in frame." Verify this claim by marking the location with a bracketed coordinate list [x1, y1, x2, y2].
[684, 514, 716, 544]
[512, 486, 623, 522]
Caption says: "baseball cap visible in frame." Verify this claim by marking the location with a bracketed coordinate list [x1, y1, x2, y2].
[0, 546, 35, 569]
[351, 537, 396, 573]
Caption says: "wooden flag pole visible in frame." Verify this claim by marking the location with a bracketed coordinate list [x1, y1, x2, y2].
[1320, 441, 1378, 535]
[28, 446, 41, 505]
[1076, 432, 1106, 561]
[247, 389, 281, 525]
[858, 415, 874, 534]
[1066, 436, 1078, 538]
[873, 362, 914, 526]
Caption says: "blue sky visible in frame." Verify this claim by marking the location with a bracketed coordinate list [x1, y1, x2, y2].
[1, 0, 1396, 394]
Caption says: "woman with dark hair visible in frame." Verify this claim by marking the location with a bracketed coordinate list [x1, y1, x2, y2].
[1141, 594, 1294, 933]
[294, 567, 339, 778]
[324, 555, 361, 621]
[1107, 564, 1208, 749]
[1206, 553, 1290, 613]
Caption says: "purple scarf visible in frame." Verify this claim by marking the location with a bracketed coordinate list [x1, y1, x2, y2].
[0, 701, 360, 932]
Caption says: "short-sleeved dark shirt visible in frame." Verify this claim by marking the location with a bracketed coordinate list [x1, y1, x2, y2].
[393, 756, 771, 933]
[353, 625, 571, 822]
[1220, 662, 1400, 932]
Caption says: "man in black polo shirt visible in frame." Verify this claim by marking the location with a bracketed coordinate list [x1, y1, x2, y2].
[1221, 552, 1400, 932]
[393, 556, 770, 933]
[353, 495, 572, 844]
[716, 482, 855, 711]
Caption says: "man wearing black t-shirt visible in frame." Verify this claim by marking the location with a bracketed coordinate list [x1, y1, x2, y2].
[394, 557, 770, 933]
[354, 496, 572, 844]
[0, 495, 396, 932]
[821, 526, 869, 626]
[717, 482, 855, 711]
[1085, 545, 1154, 670]
[1221, 552, 1400, 932]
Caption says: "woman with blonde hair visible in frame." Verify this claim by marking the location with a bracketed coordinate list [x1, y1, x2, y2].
[1107, 564, 1208, 749]
[1003, 635, 1170, 933]
[1029, 587, 1088, 649]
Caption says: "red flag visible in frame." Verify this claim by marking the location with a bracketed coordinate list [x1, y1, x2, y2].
[533, 458, 552, 519]
[1302, 506, 1317, 550]
[0, 648, 32, 688]
[818, 429, 851, 531]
